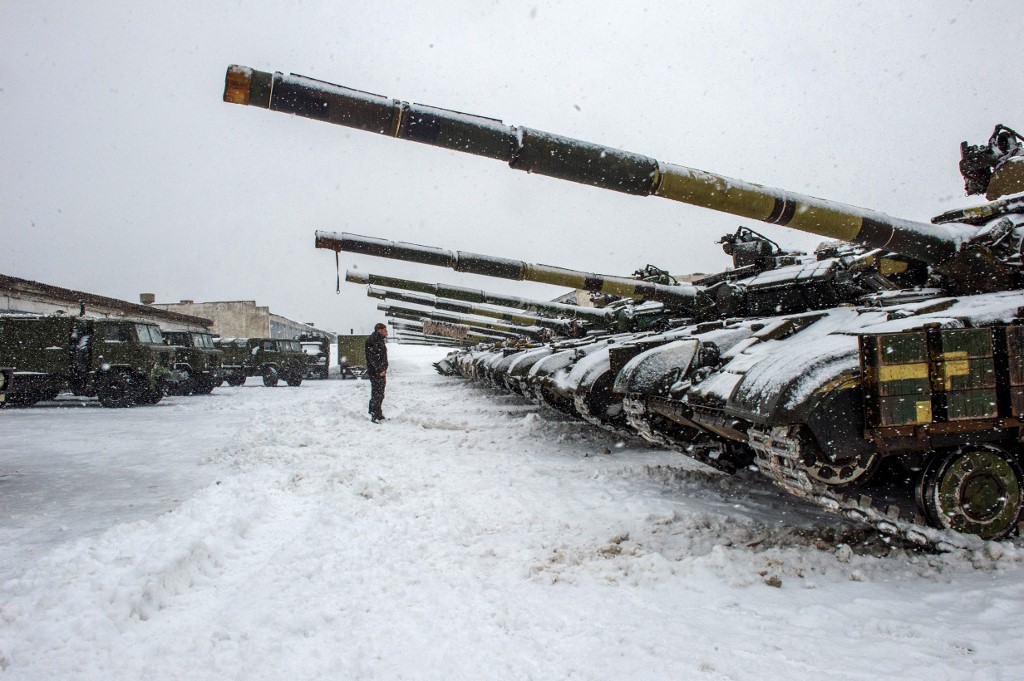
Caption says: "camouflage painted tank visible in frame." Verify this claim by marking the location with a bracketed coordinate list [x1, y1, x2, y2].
[224, 65, 1024, 546]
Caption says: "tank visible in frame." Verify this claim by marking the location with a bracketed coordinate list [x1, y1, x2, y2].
[224, 64, 1024, 546]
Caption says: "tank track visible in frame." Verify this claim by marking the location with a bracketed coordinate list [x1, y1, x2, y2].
[623, 396, 743, 474]
[747, 426, 989, 553]
[573, 392, 638, 441]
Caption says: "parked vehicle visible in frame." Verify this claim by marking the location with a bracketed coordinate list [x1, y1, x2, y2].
[162, 331, 224, 395]
[224, 64, 1024, 546]
[213, 337, 305, 386]
[336, 335, 367, 379]
[297, 332, 331, 379]
[0, 315, 178, 407]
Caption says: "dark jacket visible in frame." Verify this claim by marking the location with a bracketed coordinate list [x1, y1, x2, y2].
[365, 331, 388, 374]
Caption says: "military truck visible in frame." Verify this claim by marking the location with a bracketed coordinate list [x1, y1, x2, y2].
[297, 332, 331, 379]
[0, 314, 178, 407]
[212, 337, 305, 386]
[162, 330, 224, 395]
[336, 335, 367, 379]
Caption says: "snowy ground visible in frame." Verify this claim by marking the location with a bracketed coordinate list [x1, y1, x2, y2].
[2, 344, 1024, 680]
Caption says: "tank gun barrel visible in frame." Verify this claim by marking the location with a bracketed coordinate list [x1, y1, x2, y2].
[383, 309, 518, 340]
[367, 285, 574, 333]
[228, 66, 975, 265]
[347, 270, 612, 324]
[318, 231, 701, 312]
[391, 319, 505, 344]
[379, 304, 543, 340]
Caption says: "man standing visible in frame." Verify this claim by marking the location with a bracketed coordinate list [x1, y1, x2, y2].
[365, 322, 389, 422]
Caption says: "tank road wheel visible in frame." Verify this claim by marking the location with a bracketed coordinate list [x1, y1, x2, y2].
[98, 371, 135, 408]
[262, 366, 279, 387]
[918, 447, 1024, 540]
[193, 377, 216, 395]
[805, 451, 881, 487]
[137, 386, 164, 405]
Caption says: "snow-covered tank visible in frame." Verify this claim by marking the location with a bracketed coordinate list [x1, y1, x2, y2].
[224, 64, 1024, 546]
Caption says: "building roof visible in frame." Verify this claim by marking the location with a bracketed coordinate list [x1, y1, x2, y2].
[0, 273, 212, 327]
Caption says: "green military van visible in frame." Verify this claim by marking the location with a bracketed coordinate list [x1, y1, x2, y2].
[162, 331, 224, 395]
[213, 337, 306, 387]
[0, 315, 179, 407]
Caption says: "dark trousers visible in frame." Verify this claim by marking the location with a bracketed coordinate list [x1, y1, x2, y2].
[368, 373, 386, 417]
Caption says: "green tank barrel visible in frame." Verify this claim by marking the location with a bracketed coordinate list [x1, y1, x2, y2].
[366, 285, 573, 333]
[228, 65, 976, 265]
[347, 270, 612, 324]
[317, 231, 702, 312]
[380, 307, 521, 340]
[378, 303, 546, 340]
[393, 330, 465, 347]
[389, 318, 510, 344]
[386, 310, 515, 342]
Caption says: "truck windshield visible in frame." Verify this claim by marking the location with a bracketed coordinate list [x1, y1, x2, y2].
[192, 333, 215, 348]
[164, 332, 189, 345]
[135, 324, 164, 344]
[301, 343, 322, 356]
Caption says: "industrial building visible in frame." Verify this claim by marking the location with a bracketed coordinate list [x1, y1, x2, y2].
[0, 274, 211, 331]
[147, 298, 336, 342]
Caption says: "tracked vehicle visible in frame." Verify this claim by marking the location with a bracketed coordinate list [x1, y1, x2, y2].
[224, 64, 1024, 546]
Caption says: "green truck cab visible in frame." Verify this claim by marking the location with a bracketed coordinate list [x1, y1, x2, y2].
[162, 331, 224, 395]
[0, 315, 179, 407]
[213, 337, 305, 387]
[297, 332, 331, 379]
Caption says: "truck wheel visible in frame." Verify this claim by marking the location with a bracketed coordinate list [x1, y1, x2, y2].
[2, 393, 40, 408]
[193, 377, 216, 394]
[98, 371, 135, 408]
[168, 369, 194, 396]
[285, 374, 303, 387]
[320, 367, 330, 379]
[226, 373, 245, 387]
[137, 387, 164, 405]
[262, 366, 279, 387]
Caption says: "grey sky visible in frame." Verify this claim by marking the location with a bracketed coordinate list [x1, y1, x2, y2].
[2, 1, 1022, 335]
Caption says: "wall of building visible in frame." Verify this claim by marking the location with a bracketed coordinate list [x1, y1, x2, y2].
[151, 300, 336, 344]
[151, 301, 270, 338]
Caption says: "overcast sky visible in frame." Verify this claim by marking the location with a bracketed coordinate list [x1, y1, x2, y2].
[2, 1, 1022, 335]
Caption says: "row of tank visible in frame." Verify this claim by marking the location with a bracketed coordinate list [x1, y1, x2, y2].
[0, 315, 333, 408]
[222, 65, 1024, 546]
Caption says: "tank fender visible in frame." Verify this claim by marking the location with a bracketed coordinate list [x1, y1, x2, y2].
[612, 339, 700, 396]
